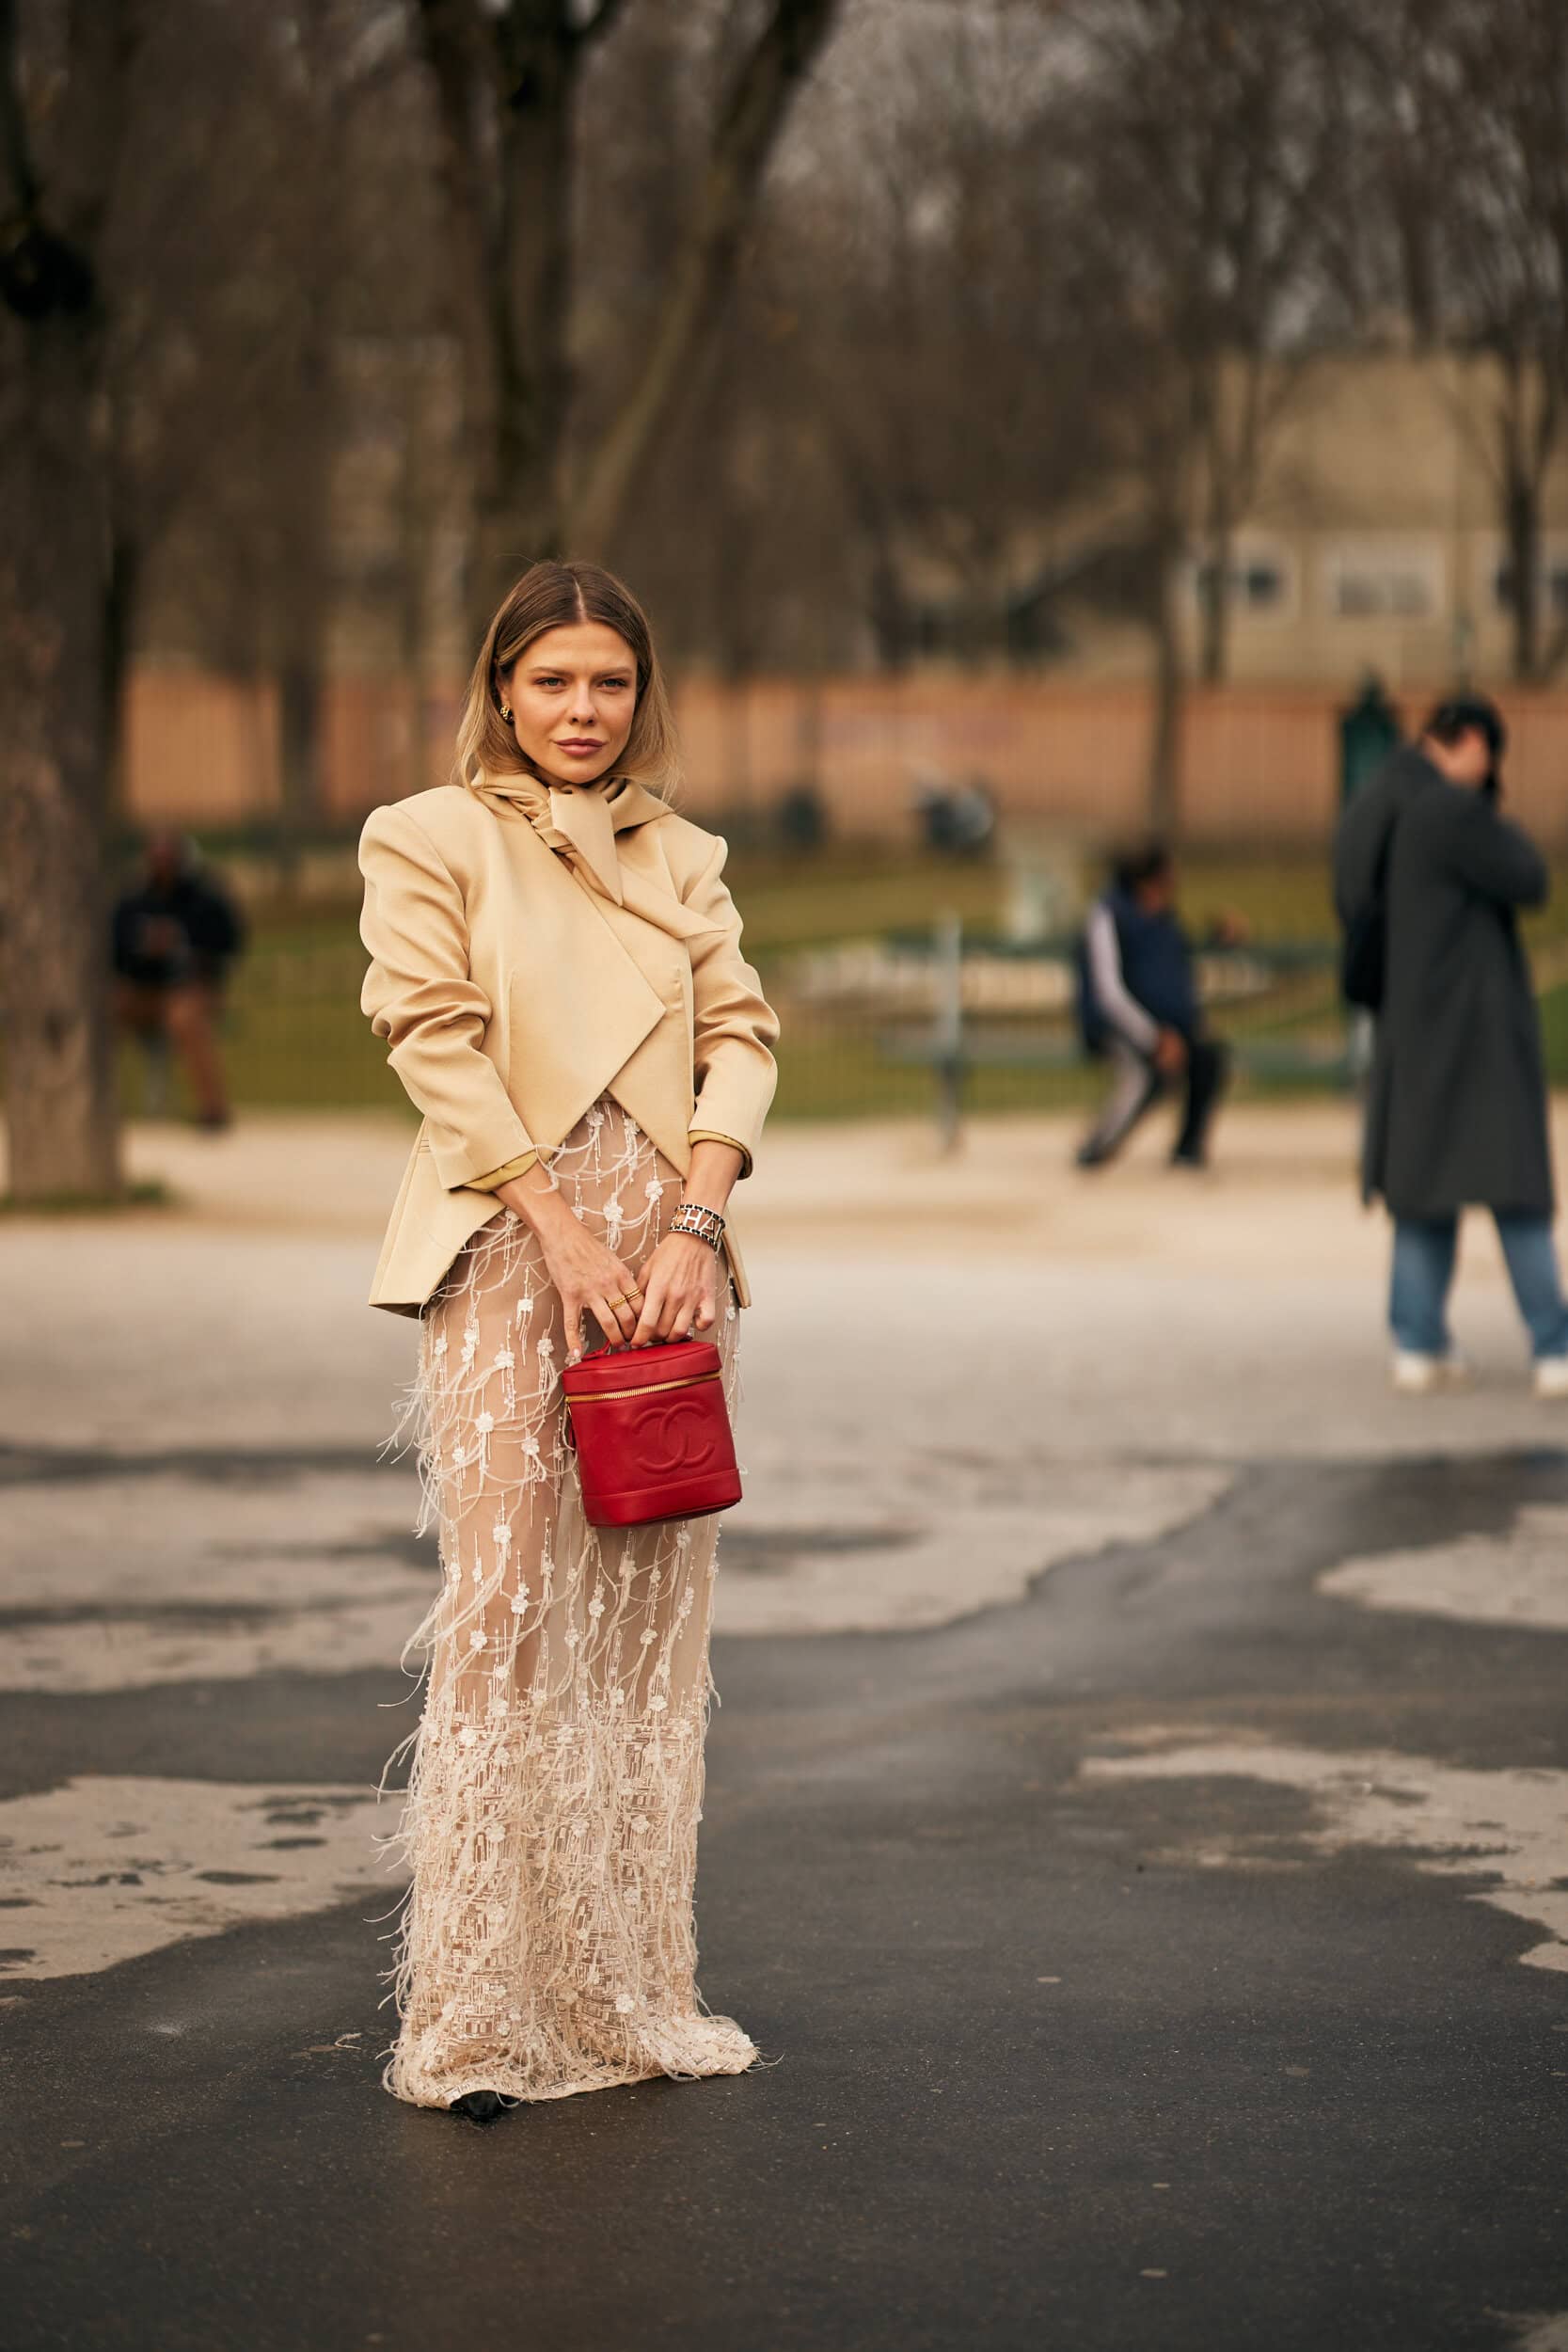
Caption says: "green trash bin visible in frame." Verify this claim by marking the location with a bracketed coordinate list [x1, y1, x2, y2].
[1338, 674, 1402, 808]
[1337, 675, 1400, 1086]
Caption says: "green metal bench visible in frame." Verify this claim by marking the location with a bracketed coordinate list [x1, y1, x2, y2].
[876, 919, 1349, 1148]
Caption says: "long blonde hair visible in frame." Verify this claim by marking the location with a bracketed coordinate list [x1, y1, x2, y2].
[453, 560, 680, 799]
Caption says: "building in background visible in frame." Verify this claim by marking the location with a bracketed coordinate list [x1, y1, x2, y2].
[124, 347, 1568, 848]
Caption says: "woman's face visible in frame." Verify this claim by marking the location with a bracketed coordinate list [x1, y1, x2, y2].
[499, 622, 638, 787]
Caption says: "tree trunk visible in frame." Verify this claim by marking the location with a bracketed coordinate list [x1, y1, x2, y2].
[1505, 465, 1542, 683]
[0, 321, 122, 1200]
[1148, 534, 1185, 839]
[1393, 175, 1439, 349]
[277, 658, 324, 893]
[1197, 538, 1230, 687]
[1196, 354, 1257, 689]
[417, 0, 575, 642]
[103, 527, 139, 821]
[464, 53, 572, 623]
[274, 373, 334, 885]
[419, 0, 840, 641]
[866, 535, 917, 670]
[0, 0, 139, 1200]
[395, 358, 436, 799]
[1197, 496, 1234, 686]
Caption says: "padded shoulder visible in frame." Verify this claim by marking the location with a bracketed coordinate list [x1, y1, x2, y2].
[653, 810, 726, 886]
[377, 784, 478, 835]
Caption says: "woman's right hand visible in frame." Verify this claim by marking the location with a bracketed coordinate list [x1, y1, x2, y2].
[496, 1170, 642, 1361]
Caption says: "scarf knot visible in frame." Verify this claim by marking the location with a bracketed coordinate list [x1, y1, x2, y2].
[467, 769, 717, 942]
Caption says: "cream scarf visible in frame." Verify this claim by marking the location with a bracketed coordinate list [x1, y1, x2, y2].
[467, 769, 716, 942]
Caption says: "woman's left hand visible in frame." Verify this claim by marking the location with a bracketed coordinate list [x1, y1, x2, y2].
[629, 1232, 721, 1346]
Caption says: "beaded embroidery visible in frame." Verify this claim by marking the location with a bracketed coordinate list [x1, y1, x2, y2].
[379, 1098, 753, 2107]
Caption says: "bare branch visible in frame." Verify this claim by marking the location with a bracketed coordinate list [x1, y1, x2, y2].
[55, 0, 140, 244]
[0, 0, 135, 320]
[0, 0, 39, 219]
[413, 0, 510, 452]
[575, 0, 634, 51]
[572, 0, 841, 548]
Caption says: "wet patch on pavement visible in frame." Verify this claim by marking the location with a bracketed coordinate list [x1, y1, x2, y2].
[721, 1450, 1234, 1633]
[1321, 1502, 1568, 1632]
[0, 1442, 1238, 1682]
[0, 1776, 395, 1979]
[1080, 1738, 1568, 1971]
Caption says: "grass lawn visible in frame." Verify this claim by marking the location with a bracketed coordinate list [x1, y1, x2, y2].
[1535, 980, 1568, 1075]
[104, 848, 1568, 1122]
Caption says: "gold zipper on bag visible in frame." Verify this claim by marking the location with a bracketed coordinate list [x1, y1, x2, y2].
[568, 1372, 721, 1404]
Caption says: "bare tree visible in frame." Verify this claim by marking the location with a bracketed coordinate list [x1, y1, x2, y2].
[0, 0, 139, 1200]
[122, 6, 446, 844]
[259, 4, 429, 869]
[705, 2, 1116, 671]
[1447, 0, 1568, 680]
[1060, 0, 1340, 827]
[571, 0, 841, 549]
[411, 0, 841, 633]
[0, 0, 444, 1192]
[1326, 0, 1568, 683]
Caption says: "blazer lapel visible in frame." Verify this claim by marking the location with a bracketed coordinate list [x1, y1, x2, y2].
[492, 818, 667, 1150]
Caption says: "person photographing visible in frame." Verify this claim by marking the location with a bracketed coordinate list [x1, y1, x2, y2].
[1335, 693, 1568, 1396]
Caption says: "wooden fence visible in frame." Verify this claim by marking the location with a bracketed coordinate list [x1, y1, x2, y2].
[122, 667, 1568, 849]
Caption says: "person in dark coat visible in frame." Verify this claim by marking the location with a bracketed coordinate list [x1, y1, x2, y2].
[1333, 694, 1568, 1396]
[1074, 843, 1229, 1169]
[112, 831, 245, 1129]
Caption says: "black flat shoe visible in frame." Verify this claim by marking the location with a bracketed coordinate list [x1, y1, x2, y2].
[449, 2090, 517, 2125]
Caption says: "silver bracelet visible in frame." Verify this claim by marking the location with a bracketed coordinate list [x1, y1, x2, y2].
[671, 1200, 726, 1249]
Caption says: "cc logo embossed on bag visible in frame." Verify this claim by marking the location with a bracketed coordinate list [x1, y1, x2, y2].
[561, 1339, 741, 1526]
[638, 1395, 721, 1477]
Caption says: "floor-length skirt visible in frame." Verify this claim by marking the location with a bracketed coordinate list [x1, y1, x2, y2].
[382, 1097, 756, 2108]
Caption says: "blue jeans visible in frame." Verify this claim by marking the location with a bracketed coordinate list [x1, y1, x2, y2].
[1390, 1214, 1568, 1359]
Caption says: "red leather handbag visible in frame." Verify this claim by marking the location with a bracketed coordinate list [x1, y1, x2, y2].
[561, 1338, 742, 1529]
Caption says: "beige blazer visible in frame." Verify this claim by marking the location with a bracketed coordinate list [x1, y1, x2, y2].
[358, 780, 779, 1315]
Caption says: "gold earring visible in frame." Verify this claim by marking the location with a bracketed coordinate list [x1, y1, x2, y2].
[499, 701, 513, 723]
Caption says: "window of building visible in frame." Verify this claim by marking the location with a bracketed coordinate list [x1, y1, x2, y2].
[1192, 544, 1296, 619]
[1324, 540, 1444, 619]
[1492, 559, 1568, 618]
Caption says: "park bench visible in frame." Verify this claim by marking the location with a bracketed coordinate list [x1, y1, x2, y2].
[874, 920, 1348, 1148]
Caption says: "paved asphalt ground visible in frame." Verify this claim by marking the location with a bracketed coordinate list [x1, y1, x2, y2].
[2, 1108, 1567, 2352]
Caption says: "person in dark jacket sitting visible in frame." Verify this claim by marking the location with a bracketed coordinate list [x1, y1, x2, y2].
[1075, 843, 1229, 1170]
[112, 831, 245, 1129]
[1334, 693, 1568, 1397]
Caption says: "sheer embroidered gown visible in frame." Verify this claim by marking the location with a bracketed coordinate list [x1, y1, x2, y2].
[384, 1098, 755, 2107]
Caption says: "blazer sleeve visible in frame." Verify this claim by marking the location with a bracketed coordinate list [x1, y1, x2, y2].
[358, 803, 538, 1191]
[681, 833, 779, 1178]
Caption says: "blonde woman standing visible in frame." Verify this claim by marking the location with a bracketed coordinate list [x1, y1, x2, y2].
[358, 561, 779, 2122]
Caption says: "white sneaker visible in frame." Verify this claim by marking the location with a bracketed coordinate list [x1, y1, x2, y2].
[1533, 1357, 1568, 1400]
[1391, 1351, 1470, 1395]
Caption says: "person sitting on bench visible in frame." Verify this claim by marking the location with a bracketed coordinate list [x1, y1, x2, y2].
[1074, 842, 1228, 1170]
